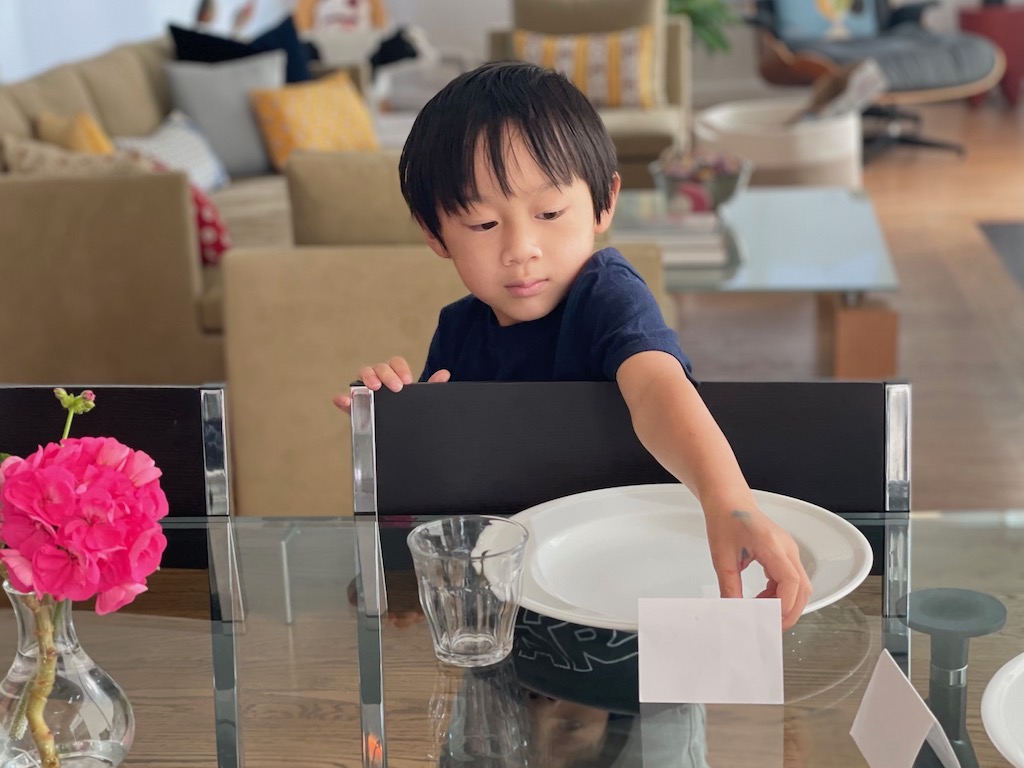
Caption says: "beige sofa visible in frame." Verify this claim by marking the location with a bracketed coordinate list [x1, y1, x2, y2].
[0, 37, 293, 385]
[490, 0, 692, 189]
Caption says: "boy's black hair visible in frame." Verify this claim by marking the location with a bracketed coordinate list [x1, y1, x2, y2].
[399, 61, 618, 244]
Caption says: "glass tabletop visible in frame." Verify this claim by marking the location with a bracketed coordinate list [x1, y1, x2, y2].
[378, 511, 1023, 768]
[0, 517, 369, 768]
[4, 513, 1017, 767]
[611, 188, 900, 296]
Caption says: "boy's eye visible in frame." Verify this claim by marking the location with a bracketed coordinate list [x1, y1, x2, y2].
[538, 210, 563, 221]
[468, 221, 497, 232]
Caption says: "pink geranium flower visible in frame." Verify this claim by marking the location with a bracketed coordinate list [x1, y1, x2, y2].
[0, 427, 168, 611]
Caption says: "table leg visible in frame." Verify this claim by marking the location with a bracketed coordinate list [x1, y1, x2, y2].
[816, 293, 899, 378]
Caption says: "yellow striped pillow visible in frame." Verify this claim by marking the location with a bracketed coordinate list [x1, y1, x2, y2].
[512, 26, 657, 109]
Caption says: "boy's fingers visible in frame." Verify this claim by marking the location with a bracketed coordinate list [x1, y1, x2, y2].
[372, 363, 405, 392]
[427, 369, 451, 383]
[715, 561, 744, 599]
[358, 365, 381, 390]
[389, 356, 414, 385]
[767, 561, 804, 630]
[332, 394, 352, 414]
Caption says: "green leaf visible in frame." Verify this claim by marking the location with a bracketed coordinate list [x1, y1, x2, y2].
[0, 453, 10, 463]
[667, 0, 740, 54]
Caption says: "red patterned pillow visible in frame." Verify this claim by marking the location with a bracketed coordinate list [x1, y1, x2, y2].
[191, 184, 231, 265]
[133, 153, 231, 266]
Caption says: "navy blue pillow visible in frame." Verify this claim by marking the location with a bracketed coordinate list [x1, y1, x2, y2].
[170, 16, 311, 83]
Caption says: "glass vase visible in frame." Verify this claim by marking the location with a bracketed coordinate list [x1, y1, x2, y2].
[0, 582, 134, 768]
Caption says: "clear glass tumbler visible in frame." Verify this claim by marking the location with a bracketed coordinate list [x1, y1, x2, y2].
[408, 516, 529, 667]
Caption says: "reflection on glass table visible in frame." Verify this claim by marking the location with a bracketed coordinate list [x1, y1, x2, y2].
[0, 518, 371, 768]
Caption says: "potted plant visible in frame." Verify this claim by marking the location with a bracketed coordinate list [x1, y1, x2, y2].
[668, 0, 740, 53]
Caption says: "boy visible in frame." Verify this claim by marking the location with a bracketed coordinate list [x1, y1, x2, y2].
[334, 62, 811, 630]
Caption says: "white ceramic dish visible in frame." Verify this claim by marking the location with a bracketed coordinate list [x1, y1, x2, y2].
[509, 483, 873, 632]
[982, 651, 1024, 768]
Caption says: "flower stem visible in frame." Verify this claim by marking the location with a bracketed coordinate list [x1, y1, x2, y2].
[61, 410, 74, 442]
[24, 594, 60, 768]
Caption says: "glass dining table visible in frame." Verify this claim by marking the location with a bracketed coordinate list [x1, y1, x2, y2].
[2, 513, 1016, 767]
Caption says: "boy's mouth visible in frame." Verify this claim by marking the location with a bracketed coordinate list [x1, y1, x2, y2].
[506, 279, 548, 298]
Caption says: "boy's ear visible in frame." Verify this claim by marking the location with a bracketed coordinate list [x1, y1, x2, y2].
[417, 219, 451, 259]
[594, 173, 621, 235]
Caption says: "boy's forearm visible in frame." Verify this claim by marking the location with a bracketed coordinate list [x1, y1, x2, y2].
[617, 356, 757, 518]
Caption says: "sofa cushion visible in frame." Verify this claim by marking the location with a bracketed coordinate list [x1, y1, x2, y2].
[209, 174, 292, 248]
[0, 92, 31, 145]
[250, 72, 378, 171]
[114, 110, 229, 192]
[165, 50, 285, 177]
[598, 106, 682, 159]
[1, 134, 143, 176]
[512, 25, 657, 108]
[6, 66, 100, 125]
[127, 38, 175, 118]
[1, 135, 231, 267]
[36, 111, 115, 154]
[76, 46, 166, 137]
[513, 0, 666, 106]
[170, 16, 312, 83]
[775, 0, 879, 41]
[287, 149, 423, 245]
[200, 265, 223, 333]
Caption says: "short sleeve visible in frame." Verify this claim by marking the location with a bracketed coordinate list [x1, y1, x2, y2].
[419, 310, 446, 382]
[566, 251, 693, 382]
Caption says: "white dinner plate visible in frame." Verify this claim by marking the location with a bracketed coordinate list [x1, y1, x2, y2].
[509, 484, 873, 631]
[982, 651, 1024, 768]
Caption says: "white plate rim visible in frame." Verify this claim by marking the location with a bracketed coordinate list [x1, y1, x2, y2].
[981, 651, 1024, 768]
[511, 483, 873, 631]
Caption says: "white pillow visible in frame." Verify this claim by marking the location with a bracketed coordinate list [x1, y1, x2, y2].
[165, 50, 285, 177]
[115, 110, 229, 193]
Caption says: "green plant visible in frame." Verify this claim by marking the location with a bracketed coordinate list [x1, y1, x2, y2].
[668, 0, 740, 53]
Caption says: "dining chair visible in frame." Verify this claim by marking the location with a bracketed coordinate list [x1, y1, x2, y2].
[350, 379, 910, 762]
[0, 385, 243, 768]
[351, 379, 910, 630]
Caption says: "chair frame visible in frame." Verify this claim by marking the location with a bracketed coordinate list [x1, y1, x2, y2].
[349, 379, 913, 759]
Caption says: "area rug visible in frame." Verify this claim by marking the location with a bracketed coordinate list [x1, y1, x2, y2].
[979, 222, 1024, 291]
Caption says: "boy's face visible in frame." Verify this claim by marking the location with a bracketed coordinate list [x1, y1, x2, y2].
[421, 130, 620, 326]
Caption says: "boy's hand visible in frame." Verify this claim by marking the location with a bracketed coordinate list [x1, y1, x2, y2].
[332, 356, 451, 413]
[704, 505, 812, 631]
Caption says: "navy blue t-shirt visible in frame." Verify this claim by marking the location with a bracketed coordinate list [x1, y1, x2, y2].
[419, 247, 693, 383]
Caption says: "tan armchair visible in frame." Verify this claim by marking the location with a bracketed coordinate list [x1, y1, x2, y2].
[489, 0, 692, 189]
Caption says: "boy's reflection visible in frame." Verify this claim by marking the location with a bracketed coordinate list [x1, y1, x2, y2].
[524, 690, 628, 767]
[431, 660, 709, 767]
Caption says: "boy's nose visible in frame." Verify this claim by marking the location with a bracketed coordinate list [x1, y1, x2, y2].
[501, 226, 541, 266]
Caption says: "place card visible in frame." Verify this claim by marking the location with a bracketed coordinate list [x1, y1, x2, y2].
[638, 597, 784, 704]
[851, 650, 961, 768]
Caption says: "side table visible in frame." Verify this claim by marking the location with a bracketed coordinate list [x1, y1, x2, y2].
[959, 5, 1024, 107]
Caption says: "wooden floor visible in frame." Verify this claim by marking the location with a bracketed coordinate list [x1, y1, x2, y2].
[673, 102, 1024, 512]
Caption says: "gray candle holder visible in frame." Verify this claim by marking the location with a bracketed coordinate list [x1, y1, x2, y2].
[898, 588, 1007, 768]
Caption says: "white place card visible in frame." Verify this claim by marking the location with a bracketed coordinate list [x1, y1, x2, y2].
[638, 597, 784, 704]
[851, 650, 961, 768]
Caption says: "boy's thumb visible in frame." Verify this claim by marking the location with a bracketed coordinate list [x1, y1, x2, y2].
[427, 369, 451, 383]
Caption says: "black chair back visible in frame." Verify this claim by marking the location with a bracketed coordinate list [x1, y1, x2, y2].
[0, 386, 227, 567]
[362, 381, 909, 575]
